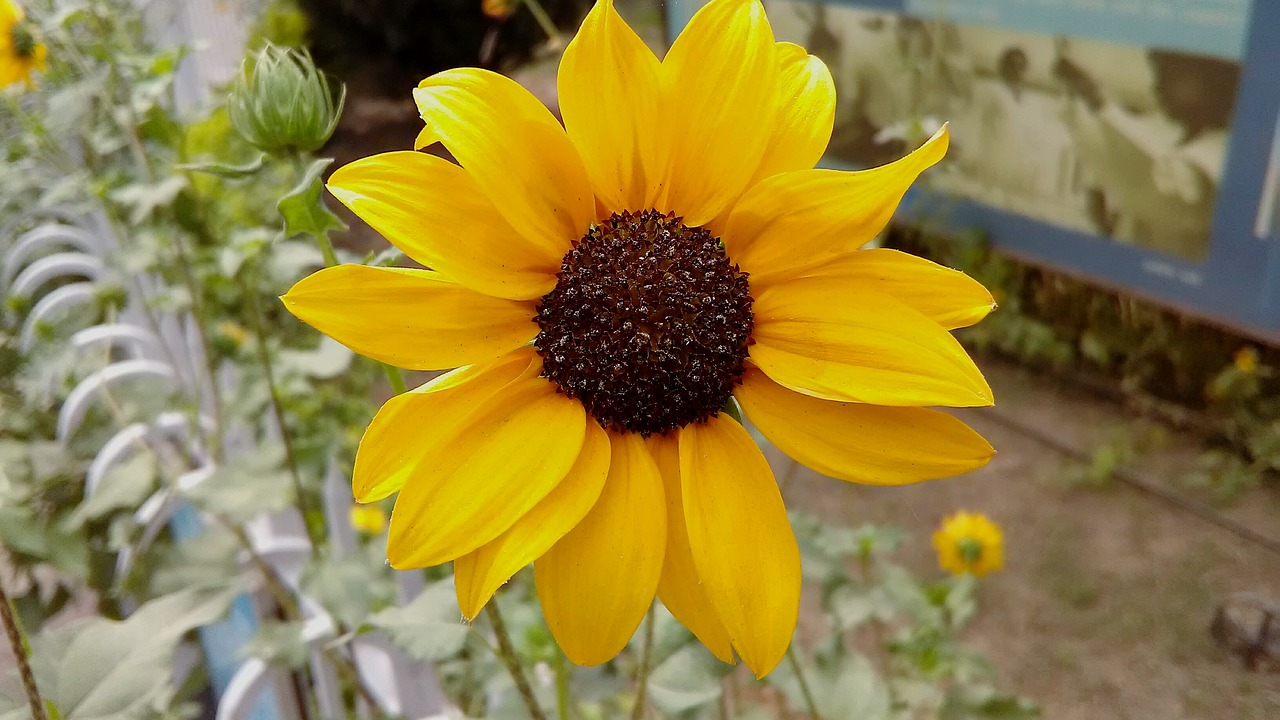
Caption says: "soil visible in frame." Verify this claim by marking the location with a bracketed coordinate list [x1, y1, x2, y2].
[776, 355, 1280, 720]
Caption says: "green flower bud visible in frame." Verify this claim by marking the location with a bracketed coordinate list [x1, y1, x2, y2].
[228, 44, 344, 154]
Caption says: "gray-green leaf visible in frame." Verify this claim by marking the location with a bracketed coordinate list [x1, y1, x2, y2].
[367, 578, 470, 662]
[277, 158, 346, 238]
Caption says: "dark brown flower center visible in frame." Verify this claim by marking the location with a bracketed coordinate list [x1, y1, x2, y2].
[534, 210, 753, 436]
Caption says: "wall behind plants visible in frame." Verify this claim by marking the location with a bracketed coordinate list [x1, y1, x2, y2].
[888, 224, 1280, 494]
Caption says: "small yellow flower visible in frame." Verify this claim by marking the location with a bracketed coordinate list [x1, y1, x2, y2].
[0, 0, 47, 89]
[350, 504, 388, 535]
[217, 320, 249, 347]
[1234, 347, 1259, 374]
[934, 511, 1003, 577]
[282, 0, 996, 677]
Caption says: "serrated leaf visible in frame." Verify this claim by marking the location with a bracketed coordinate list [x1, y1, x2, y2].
[177, 153, 266, 179]
[69, 450, 157, 527]
[277, 158, 346, 238]
[646, 644, 730, 714]
[773, 651, 890, 720]
[44, 588, 235, 720]
[183, 444, 294, 525]
[277, 336, 354, 379]
[244, 621, 310, 670]
[302, 554, 394, 630]
[108, 176, 188, 225]
[367, 578, 469, 662]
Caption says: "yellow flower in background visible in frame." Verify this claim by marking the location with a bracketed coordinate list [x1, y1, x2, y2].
[934, 511, 1004, 577]
[283, 0, 995, 677]
[350, 504, 388, 535]
[0, 0, 46, 89]
[1234, 347, 1259, 374]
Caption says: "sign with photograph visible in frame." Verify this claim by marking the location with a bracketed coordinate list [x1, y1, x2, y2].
[666, 0, 1280, 339]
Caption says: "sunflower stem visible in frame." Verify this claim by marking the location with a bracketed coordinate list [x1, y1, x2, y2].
[629, 605, 656, 720]
[518, 0, 563, 49]
[487, 602, 548, 720]
[315, 230, 340, 268]
[786, 646, 823, 720]
[553, 646, 571, 720]
[0, 578, 48, 720]
[242, 262, 324, 549]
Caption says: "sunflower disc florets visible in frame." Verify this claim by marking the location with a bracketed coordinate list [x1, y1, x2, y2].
[535, 210, 753, 436]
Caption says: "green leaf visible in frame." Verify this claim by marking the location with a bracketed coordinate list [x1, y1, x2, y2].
[177, 153, 266, 179]
[244, 621, 311, 670]
[939, 684, 1040, 720]
[39, 588, 235, 720]
[303, 554, 395, 630]
[277, 158, 346, 238]
[183, 444, 294, 525]
[773, 651, 890, 720]
[68, 450, 157, 528]
[108, 176, 189, 225]
[646, 644, 730, 715]
[277, 337, 354, 379]
[367, 578, 469, 662]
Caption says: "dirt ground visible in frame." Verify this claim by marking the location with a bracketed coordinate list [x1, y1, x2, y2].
[772, 355, 1280, 720]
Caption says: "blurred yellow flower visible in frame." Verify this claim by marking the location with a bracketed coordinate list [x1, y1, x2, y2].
[283, 0, 995, 677]
[1234, 347, 1259, 374]
[934, 511, 1004, 577]
[216, 320, 249, 347]
[350, 504, 388, 535]
[0, 0, 46, 89]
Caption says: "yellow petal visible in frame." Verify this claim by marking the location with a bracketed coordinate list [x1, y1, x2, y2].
[453, 421, 610, 620]
[386, 377, 587, 568]
[327, 152, 560, 301]
[281, 264, 537, 371]
[751, 42, 835, 184]
[679, 415, 798, 678]
[660, 0, 778, 226]
[559, 0, 665, 212]
[413, 124, 438, 150]
[735, 367, 994, 484]
[536, 432, 666, 666]
[414, 68, 594, 256]
[352, 349, 537, 503]
[648, 434, 735, 663]
[750, 276, 993, 407]
[802, 249, 995, 329]
[726, 126, 949, 286]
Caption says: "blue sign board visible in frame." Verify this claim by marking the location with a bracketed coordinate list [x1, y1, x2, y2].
[667, 0, 1280, 340]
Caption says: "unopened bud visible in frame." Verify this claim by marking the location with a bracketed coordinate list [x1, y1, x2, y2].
[228, 44, 344, 154]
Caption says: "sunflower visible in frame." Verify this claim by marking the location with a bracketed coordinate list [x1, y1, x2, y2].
[933, 511, 1004, 577]
[0, 0, 46, 89]
[282, 0, 995, 677]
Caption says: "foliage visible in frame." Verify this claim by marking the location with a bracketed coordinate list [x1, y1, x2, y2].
[889, 224, 1280, 496]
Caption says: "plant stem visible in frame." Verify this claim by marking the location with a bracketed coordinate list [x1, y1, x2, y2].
[552, 647, 570, 720]
[629, 606, 656, 720]
[242, 264, 323, 548]
[518, 0, 563, 49]
[0, 578, 48, 720]
[486, 602, 548, 720]
[315, 231, 339, 268]
[213, 517, 386, 718]
[786, 646, 822, 720]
